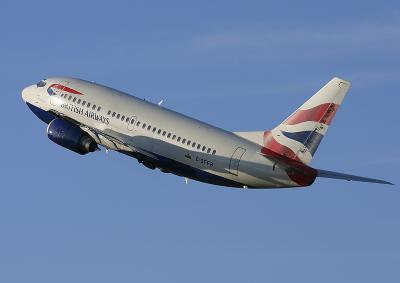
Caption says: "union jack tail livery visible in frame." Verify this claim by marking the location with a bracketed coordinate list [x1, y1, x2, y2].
[263, 77, 350, 165]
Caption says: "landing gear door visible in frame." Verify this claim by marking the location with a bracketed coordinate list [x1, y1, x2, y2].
[229, 147, 246, 176]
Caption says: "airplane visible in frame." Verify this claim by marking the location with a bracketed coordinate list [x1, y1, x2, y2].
[21, 77, 393, 189]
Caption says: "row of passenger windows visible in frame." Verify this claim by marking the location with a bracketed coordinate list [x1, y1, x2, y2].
[59, 93, 216, 155]
[135, 120, 217, 155]
[104, 106, 217, 154]
[106, 110, 134, 123]
[60, 93, 101, 112]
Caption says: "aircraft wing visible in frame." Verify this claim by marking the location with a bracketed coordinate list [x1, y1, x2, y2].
[316, 169, 394, 185]
[50, 109, 158, 160]
[49, 109, 137, 152]
[82, 126, 162, 160]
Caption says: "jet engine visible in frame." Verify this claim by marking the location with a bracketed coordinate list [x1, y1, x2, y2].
[47, 118, 98, 155]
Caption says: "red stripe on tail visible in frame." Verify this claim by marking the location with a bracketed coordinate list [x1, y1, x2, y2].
[284, 103, 339, 125]
[262, 131, 302, 163]
[261, 144, 317, 186]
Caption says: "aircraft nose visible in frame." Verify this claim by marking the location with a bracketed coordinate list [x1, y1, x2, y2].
[21, 85, 33, 102]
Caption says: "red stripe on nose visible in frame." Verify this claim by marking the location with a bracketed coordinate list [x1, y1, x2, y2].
[50, 84, 83, 95]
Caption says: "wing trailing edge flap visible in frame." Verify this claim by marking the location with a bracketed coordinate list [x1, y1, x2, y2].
[316, 169, 394, 185]
[82, 127, 138, 152]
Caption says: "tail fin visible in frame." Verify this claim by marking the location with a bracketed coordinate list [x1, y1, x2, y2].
[263, 77, 350, 165]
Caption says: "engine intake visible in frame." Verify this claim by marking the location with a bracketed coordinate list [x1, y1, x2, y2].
[47, 118, 98, 155]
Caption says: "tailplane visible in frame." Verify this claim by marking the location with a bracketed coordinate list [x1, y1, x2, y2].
[316, 169, 394, 185]
[263, 77, 350, 165]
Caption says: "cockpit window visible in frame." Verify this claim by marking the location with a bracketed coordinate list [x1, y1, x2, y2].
[36, 79, 47, 87]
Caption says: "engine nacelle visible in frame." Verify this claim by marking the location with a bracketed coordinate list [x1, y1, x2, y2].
[47, 118, 98, 155]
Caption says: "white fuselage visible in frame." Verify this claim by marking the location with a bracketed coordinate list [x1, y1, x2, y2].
[22, 77, 301, 188]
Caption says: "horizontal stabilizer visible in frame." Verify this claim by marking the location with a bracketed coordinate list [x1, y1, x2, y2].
[317, 169, 393, 185]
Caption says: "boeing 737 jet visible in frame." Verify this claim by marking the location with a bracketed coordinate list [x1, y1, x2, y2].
[21, 77, 392, 188]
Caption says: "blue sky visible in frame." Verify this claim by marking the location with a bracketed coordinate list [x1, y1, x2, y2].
[1, 0, 399, 282]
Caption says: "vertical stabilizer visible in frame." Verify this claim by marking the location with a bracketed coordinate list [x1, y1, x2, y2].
[263, 77, 350, 165]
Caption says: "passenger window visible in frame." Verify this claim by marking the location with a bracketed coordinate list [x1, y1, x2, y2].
[77, 99, 81, 104]
[192, 142, 196, 148]
[92, 105, 96, 110]
[136, 121, 140, 126]
[182, 138, 186, 144]
[212, 150, 216, 155]
[97, 106, 101, 112]
[177, 137, 181, 142]
[162, 131, 166, 136]
[112, 112, 116, 117]
[142, 123, 146, 128]
[116, 114, 120, 119]
[207, 148, 211, 153]
[152, 127, 156, 133]
[82, 101, 86, 106]
[157, 129, 161, 134]
[68, 96, 72, 101]
[197, 144, 201, 149]
[130, 119, 135, 124]
[172, 135, 176, 140]
[121, 115, 125, 121]
[73, 97, 77, 102]
[87, 102, 91, 108]
[202, 146, 206, 151]
[107, 110, 111, 115]
[187, 140, 191, 146]
[147, 125, 151, 130]
[167, 133, 171, 138]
